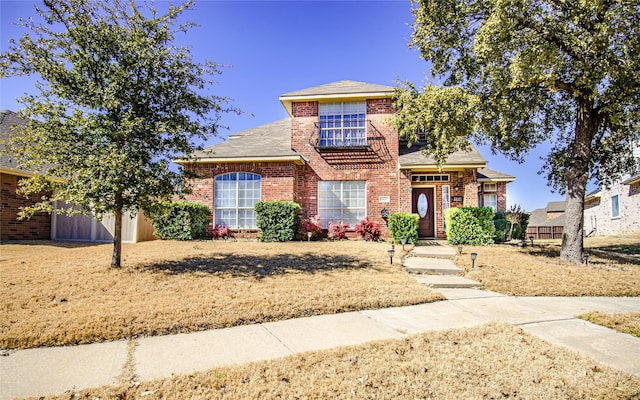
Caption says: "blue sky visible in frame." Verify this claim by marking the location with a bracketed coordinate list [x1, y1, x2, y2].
[1, 0, 567, 211]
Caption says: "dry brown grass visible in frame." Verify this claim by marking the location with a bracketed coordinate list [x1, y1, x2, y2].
[455, 234, 640, 296]
[33, 322, 640, 400]
[578, 311, 640, 338]
[1, 240, 441, 350]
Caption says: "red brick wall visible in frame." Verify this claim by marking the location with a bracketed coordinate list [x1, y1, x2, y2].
[291, 98, 398, 235]
[183, 162, 297, 233]
[398, 169, 481, 239]
[477, 182, 508, 212]
[1, 173, 51, 240]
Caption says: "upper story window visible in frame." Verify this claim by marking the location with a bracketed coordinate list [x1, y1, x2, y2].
[318, 102, 366, 147]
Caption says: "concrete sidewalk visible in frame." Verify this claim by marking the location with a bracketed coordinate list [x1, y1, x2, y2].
[2, 291, 639, 399]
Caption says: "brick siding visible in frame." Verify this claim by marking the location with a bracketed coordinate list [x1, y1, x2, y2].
[291, 98, 398, 236]
[1, 173, 51, 240]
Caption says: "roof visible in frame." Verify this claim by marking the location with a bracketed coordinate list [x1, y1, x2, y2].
[546, 201, 566, 213]
[175, 119, 306, 165]
[398, 142, 487, 170]
[0, 110, 33, 177]
[279, 80, 395, 116]
[477, 167, 515, 182]
[528, 201, 566, 227]
[528, 207, 566, 227]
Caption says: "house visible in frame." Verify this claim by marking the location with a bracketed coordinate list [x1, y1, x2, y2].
[0, 109, 155, 243]
[176, 80, 515, 239]
[527, 201, 566, 240]
[583, 142, 640, 236]
[1, 109, 52, 240]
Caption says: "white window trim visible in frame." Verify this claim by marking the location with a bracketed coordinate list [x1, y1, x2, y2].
[318, 101, 367, 147]
[483, 183, 497, 192]
[611, 194, 620, 219]
[442, 185, 450, 230]
[214, 172, 261, 229]
[317, 180, 367, 228]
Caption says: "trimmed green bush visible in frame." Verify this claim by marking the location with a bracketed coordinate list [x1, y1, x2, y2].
[493, 219, 511, 242]
[254, 201, 300, 242]
[445, 207, 495, 245]
[147, 201, 211, 240]
[388, 213, 419, 244]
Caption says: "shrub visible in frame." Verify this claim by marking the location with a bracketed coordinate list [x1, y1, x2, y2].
[212, 224, 232, 240]
[147, 201, 211, 240]
[493, 219, 512, 242]
[445, 207, 495, 245]
[388, 213, 419, 244]
[505, 204, 530, 240]
[254, 201, 300, 242]
[300, 215, 323, 240]
[328, 220, 349, 240]
[355, 217, 382, 241]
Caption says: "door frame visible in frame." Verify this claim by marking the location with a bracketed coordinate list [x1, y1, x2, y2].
[411, 185, 437, 238]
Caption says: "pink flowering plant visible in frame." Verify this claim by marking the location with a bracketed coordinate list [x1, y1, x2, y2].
[212, 224, 232, 240]
[300, 215, 323, 240]
[328, 220, 349, 240]
[355, 217, 382, 241]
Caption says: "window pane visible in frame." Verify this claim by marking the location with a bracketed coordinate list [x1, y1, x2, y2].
[318, 102, 366, 147]
[611, 195, 620, 218]
[318, 181, 366, 227]
[214, 173, 260, 228]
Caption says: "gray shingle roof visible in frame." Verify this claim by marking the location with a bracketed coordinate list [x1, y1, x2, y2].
[398, 142, 487, 169]
[177, 119, 305, 164]
[280, 80, 395, 98]
[477, 167, 515, 182]
[0, 110, 32, 174]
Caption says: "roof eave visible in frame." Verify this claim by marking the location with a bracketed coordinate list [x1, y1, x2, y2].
[174, 155, 307, 166]
[0, 167, 35, 178]
[279, 91, 394, 117]
[477, 177, 515, 183]
[399, 162, 486, 171]
[622, 174, 640, 185]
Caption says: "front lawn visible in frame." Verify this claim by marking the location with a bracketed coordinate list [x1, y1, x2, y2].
[455, 234, 640, 296]
[0, 240, 442, 349]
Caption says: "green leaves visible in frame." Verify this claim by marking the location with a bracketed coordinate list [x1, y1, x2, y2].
[398, 0, 640, 190]
[1, 0, 233, 220]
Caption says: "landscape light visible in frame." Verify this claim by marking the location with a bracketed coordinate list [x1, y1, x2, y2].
[458, 245, 463, 255]
[529, 235, 534, 246]
[401, 238, 407, 251]
[307, 231, 312, 242]
[388, 246, 395, 264]
[470, 252, 478, 270]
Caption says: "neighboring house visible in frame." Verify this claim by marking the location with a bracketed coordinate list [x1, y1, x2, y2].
[0, 109, 155, 243]
[584, 142, 640, 236]
[527, 201, 566, 240]
[1, 110, 51, 240]
[176, 80, 515, 239]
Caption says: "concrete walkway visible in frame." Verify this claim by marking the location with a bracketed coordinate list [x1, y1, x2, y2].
[403, 242, 484, 288]
[2, 290, 639, 400]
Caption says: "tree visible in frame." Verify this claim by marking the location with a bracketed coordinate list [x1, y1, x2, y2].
[391, 0, 640, 263]
[0, 0, 233, 267]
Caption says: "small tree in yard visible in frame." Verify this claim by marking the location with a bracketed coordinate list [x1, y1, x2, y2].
[0, 0, 233, 267]
[391, 1, 640, 263]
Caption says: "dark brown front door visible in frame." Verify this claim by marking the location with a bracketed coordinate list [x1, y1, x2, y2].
[412, 188, 434, 237]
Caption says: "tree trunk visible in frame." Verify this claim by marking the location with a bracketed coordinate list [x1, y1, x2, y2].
[560, 97, 596, 264]
[111, 207, 123, 268]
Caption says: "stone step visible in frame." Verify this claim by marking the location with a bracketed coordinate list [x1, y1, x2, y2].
[412, 274, 484, 289]
[410, 245, 456, 259]
[403, 257, 463, 275]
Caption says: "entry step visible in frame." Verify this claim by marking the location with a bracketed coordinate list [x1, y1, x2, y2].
[404, 257, 463, 275]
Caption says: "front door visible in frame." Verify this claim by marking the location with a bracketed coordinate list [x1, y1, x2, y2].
[412, 188, 435, 237]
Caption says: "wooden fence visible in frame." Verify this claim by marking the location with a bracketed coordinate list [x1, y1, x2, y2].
[526, 225, 564, 240]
